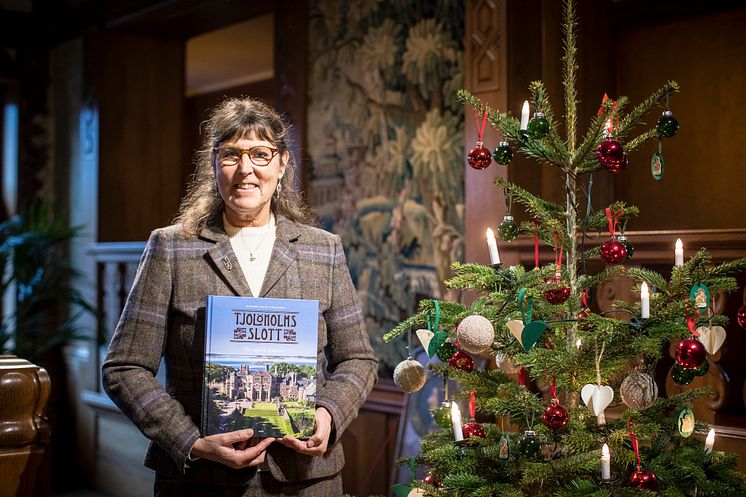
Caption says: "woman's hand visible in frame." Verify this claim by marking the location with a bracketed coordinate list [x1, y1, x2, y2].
[276, 407, 332, 456]
[190, 429, 275, 469]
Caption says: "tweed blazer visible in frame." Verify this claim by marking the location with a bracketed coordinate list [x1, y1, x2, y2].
[102, 214, 378, 486]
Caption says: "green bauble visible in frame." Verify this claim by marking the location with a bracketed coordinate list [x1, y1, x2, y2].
[492, 141, 513, 165]
[672, 363, 696, 385]
[527, 112, 550, 139]
[436, 341, 457, 361]
[694, 359, 710, 377]
[518, 430, 542, 459]
[656, 110, 679, 137]
[499, 215, 519, 242]
[431, 401, 452, 430]
[618, 235, 634, 259]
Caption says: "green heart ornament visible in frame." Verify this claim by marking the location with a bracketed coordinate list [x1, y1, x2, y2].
[521, 320, 547, 351]
[428, 331, 449, 358]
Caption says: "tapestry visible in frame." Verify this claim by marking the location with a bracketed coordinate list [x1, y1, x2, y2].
[307, 0, 465, 375]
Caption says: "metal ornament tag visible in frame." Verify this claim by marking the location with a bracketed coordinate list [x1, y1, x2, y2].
[650, 151, 664, 180]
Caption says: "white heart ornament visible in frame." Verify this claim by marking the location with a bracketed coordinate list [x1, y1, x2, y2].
[581, 384, 614, 415]
[415, 329, 434, 352]
[697, 325, 726, 355]
[506, 319, 524, 343]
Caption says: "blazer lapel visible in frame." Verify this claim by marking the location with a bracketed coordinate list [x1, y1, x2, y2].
[259, 215, 299, 297]
[200, 221, 253, 297]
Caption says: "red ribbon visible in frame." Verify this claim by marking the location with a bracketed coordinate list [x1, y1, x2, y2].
[605, 208, 623, 238]
[686, 312, 700, 337]
[469, 390, 477, 418]
[519, 367, 527, 387]
[553, 231, 564, 273]
[597, 93, 619, 133]
[627, 418, 642, 466]
[581, 289, 589, 308]
[532, 220, 539, 269]
[474, 109, 488, 142]
[544, 343, 557, 398]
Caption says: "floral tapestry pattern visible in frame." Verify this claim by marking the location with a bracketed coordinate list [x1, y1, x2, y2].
[307, 0, 465, 375]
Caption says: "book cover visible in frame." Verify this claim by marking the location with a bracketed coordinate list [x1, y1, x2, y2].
[202, 295, 319, 438]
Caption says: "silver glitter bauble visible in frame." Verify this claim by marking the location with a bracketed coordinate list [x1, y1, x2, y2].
[620, 372, 658, 410]
[393, 358, 426, 393]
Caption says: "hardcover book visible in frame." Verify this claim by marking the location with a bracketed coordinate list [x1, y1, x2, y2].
[202, 295, 319, 438]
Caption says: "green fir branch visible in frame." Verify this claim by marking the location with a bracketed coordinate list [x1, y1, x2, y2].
[562, 0, 578, 152]
[616, 80, 680, 139]
[626, 267, 669, 294]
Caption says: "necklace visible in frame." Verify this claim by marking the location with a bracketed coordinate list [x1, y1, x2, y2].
[246, 219, 273, 262]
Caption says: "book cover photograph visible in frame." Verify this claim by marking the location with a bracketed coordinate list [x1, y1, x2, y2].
[202, 295, 319, 439]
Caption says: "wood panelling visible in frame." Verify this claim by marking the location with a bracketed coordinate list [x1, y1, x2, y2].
[614, 6, 746, 231]
[464, 0, 511, 268]
[88, 30, 184, 242]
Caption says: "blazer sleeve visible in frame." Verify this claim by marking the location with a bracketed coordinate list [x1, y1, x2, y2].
[315, 235, 378, 444]
[102, 229, 200, 473]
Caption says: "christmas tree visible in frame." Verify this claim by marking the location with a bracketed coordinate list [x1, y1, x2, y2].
[384, 1, 746, 495]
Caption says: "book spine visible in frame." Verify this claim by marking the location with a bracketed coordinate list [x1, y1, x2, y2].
[201, 295, 214, 435]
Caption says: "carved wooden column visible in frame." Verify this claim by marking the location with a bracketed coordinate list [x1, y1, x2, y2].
[0, 355, 51, 497]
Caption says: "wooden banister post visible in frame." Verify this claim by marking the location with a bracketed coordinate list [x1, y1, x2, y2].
[0, 355, 51, 497]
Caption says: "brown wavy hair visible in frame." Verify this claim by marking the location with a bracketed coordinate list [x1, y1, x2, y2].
[175, 97, 312, 235]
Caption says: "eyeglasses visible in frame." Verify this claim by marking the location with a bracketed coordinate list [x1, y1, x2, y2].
[213, 145, 279, 167]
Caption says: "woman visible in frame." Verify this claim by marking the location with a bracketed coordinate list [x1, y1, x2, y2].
[103, 97, 378, 496]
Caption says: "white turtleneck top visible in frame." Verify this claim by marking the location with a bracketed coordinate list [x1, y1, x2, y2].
[223, 213, 276, 296]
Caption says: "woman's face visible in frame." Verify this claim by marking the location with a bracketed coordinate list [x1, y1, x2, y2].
[215, 134, 287, 227]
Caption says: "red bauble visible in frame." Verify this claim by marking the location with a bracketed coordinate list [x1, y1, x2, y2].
[596, 137, 628, 173]
[629, 466, 658, 491]
[676, 338, 707, 370]
[600, 239, 628, 264]
[737, 304, 746, 329]
[541, 400, 569, 430]
[543, 281, 571, 305]
[423, 473, 441, 488]
[578, 307, 592, 331]
[467, 144, 492, 170]
[449, 350, 474, 371]
[462, 420, 486, 440]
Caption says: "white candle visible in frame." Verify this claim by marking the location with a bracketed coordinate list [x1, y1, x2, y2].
[601, 444, 611, 480]
[451, 402, 464, 442]
[675, 239, 684, 267]
[641, 282, 650, 319]
[520, 100, 530, 130]
[704, 428, 715, 454]
[486, 228, 501, 265]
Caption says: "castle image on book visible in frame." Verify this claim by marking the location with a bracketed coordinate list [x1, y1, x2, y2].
[218, 366, 317, 404]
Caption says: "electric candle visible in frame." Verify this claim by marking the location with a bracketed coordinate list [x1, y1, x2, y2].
[601, 444, 611, 480]
[705, 428, 715, 454]
[675, 239, 684, 267]
[641, 282, 650, 319]
[520, 100, 530, 130]
[486, 228, 501, 265]
[451, 402, 464, 442]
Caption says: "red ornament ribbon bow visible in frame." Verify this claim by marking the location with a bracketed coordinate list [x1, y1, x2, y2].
[474, 109, 489, 143]
[686, 312, 700, 337]
[532, 220, 539, 269]
[553, 231, 564, 275]
[469, 390, 477, 418]
[544, 343, 558, 398]
[597, 93, 619, 134]
[605, 208, 623, 238]
[627, 418, 642, 466]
